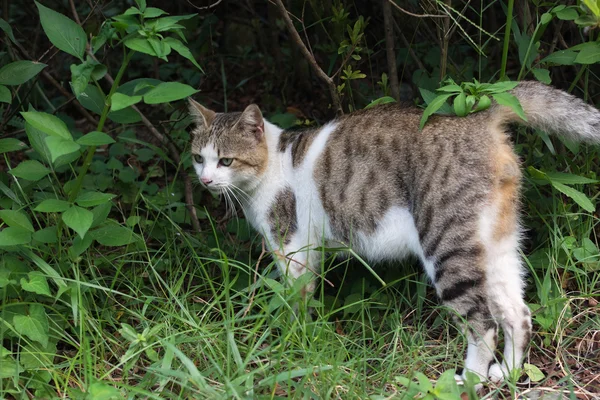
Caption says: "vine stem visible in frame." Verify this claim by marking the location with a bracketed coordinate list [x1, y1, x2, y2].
[68, 50, 134, 203]
[500, 0, 514, 80]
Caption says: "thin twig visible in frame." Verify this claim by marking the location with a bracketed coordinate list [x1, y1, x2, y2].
[274, 0, 343, 116]
[393, 19, 426, 71]
[68, 0, 82, 25]
[386, 0, 446, 18]
[185, 0, 224, 10]
[382, 0, 400, 101]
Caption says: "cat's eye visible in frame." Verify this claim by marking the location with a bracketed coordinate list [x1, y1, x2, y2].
[193, 154, 204, 164]
[219, 158, 233, 167]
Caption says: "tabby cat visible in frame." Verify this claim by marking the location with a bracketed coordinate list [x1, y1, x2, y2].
[188, 81, 600, 382]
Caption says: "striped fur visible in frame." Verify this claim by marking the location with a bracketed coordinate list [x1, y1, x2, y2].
[188, 82, 600, 382]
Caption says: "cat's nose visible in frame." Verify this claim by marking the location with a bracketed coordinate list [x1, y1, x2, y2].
[201, 177, 213, 185]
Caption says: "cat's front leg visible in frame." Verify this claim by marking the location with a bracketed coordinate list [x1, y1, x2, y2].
[268, 234, 321, 299]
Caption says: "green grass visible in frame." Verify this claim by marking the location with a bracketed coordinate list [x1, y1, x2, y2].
[2, 183, 599, 399]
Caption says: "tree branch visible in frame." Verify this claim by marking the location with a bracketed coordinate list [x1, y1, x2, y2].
[382, 0, 400, 101]
[274, 0, 343, 116]
[386, 0, 446, 18]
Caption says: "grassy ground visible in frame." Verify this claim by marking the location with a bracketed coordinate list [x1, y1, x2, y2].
[2, 186, 598, 399]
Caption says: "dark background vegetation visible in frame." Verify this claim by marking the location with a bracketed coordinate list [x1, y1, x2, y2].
[1, 0, 599, 398]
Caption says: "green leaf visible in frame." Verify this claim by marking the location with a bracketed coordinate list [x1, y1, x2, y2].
[45, 136, 81, 162]
[9, 160, 50, 181]
[0, 210, 34, 232]
[541, 49, 577, 66]
[485, 80, 519, 92]
[163, 37, 203, 72]
[0, 85, 11, 103]
[78, 85, 142, 124]
[556, 7, 579, 20]
[124, 37, 156, 57]
[147, 37, 171, 60]
[365, 96, 396, 109]
[544, 172, 599, 185]
[0, 18, 17, 44]
[574, 42, 600, 64]
[20, 342, 56, 370]
[540, 12, 553, 24]
[13, 304, 49, 347]
[583, 0, 600, 16]
[0, 227, 32, 246]
[70, 61, 95, 98]
[21, 111, 73, 140]
[532, 68, 551, 84]
[62, 206, 94, 239]
[143, 82, 199, 104]
[473, 94, 491, 112]
[111, 93, 142, 112]
[144, 7, 167, 18]
[573, 238, 600, 262]
[35, 1, 87, 60]
[91, 223, 137, 246]
[32, 226, 58, 244]
[492, 92, 527, 121]
[146, 14, 195, 32]
[75, 191, 116, 207]
[419, 93, 453, 129]
[551, 182, 595, 212]
[35, 199, 72, 213]
[0, 138, 27, 153]
[0, 61, 47, 86]
[523, 363, 545, 382]
[435, 84, 462, 93]
[20, 271, 51, 296]
[453, 92, 468, 117]
[77, 131, 115, 146]
[87, 381, 122, 400]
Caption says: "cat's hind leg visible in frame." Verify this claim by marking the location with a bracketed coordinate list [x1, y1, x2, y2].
[430, 244, 499, 380]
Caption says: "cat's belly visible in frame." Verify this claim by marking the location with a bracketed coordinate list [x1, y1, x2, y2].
[348, 206, 424, 263]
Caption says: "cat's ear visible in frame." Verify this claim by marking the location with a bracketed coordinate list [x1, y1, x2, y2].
[239, 104, 264, 141]
[188, 98, 216, 128]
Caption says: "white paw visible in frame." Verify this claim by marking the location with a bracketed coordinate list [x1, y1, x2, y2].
[488, 363, 508, 383]
[454, 373, 465, 385]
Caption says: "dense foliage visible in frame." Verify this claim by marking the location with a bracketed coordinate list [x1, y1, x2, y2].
[0, 0, 599, 398]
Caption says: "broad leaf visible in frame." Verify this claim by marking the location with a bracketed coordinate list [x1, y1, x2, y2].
[91, 223, 137, 246]
[35, 1, 86, 60]
[523, 363, 545, 382]
[0, 227, 32, 246]
[163, 37, 203, 72]
[78, 85, 142, 124]
[75, 191, 116, 207]
[13, 304, 49, 347]
[574, 42, 600, 64]
[45, 136, 81, 162]
[70, 61, 95, 98]
[32, 226, 58, 244]
[144, 7, 167, 18]
[124, 37, 157, 57]
[0, 210, 34, 232]
[0, 85, 10, 103]
[551, 182, 595, 212]
[34, 199, 72, 213]
[143, 82, 199, 104]
[0, 18, 16, 44]
[492, 92, 527, 121]
[9, 160, 50, 181]
[62, 206, 94, 239]
[532, 68, 551, 84]
[541, 49, 577, 66]
[419, 93, 453, 129]
[0, 138, 27, 153]
[0, 60, 46, 86]
[111, 93, 142, 111]
[77, 131, 115, 146]
[20, 272, 51, 297]
[21, 111, 73, 140]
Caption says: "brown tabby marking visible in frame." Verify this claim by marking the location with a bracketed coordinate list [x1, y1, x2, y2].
[268, 188, 297, 245]
[278, 127, 319, 168]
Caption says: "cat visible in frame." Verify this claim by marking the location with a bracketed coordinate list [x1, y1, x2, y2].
[187, 81, 600, 383]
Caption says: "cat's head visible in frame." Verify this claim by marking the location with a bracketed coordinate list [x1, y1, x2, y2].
[188, 99, 269, 195]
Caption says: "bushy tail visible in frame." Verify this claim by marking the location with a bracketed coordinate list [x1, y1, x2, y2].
[493, 81, 600, 143]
